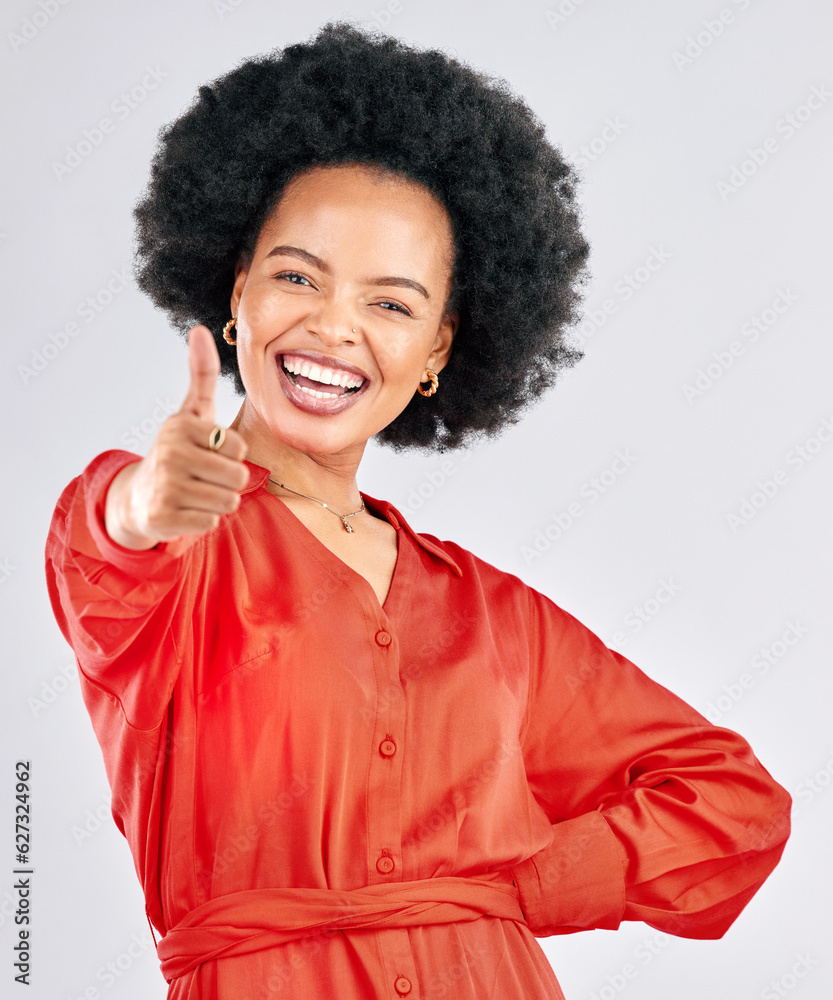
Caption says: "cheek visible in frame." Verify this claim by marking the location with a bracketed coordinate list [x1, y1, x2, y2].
[231, 346, 259, 393]
[242, 283, 296, 331]
[373, 331, 431, 379]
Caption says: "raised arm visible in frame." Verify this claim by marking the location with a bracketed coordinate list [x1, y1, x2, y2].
[43, 325, 250, 729]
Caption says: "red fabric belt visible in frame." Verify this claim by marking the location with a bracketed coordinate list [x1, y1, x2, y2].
[155, 869, 525, 982]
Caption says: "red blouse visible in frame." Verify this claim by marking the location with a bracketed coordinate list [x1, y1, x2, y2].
[44, 449, 791, 999]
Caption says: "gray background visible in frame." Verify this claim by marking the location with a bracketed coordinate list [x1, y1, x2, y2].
[2, 0, 831, 997]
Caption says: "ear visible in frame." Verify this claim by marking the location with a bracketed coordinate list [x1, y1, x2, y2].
[427, 310, 458, 374]
[230, 259, 249, 316]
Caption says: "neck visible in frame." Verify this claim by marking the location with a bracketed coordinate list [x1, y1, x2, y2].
[229, 400, 367, 512]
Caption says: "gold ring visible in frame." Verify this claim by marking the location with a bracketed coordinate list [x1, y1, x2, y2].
[208, 425, 226, 451]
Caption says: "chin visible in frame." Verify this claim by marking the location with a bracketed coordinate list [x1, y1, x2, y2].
[266, 412, 372, 457]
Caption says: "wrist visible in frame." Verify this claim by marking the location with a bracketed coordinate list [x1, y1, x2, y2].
[104, 461, 159, 551]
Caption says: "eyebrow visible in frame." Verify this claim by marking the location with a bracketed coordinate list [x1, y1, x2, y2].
[264, 244, 430, 300]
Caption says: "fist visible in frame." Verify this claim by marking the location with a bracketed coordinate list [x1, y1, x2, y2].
[106, 325, 249, 549]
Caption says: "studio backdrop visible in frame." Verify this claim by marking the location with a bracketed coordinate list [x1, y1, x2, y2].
[2, 1, 830, 998]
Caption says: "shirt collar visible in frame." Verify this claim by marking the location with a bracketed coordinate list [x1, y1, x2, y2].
[241, 460, 463, 578]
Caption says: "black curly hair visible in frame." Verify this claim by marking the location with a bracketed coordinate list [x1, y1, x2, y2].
[133, 19, 590, 451]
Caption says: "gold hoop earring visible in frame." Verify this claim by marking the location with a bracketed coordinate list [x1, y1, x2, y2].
[223, 317, 237, 345]
[417, 369, 439, 397]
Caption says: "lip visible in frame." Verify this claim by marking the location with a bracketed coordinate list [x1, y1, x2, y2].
[275, 349, 371, 383]
[275, 353, 371, 416]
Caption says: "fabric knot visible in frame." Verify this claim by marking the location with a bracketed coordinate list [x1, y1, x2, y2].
[156, 870, 525, 982]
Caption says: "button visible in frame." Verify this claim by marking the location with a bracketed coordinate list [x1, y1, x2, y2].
[394, 976, 412, 995]
[379, 739, 396, 757]
[376, 854, 395, 874]
[375, 630, 392, 646]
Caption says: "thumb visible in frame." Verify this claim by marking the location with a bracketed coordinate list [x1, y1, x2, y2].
[181, 325, 221, 425]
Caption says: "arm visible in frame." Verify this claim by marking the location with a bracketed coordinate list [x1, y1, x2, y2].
[104, 460, 163, 551]
[44, 449, 201, 730]
[44, 328, 248, 726]
[508, 587, 791, 939]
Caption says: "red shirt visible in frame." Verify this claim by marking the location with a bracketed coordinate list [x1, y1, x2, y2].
[44, 449, 791, 999]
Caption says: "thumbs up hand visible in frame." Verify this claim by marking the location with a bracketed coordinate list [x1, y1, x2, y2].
[181, 321, 224, 427]
[104, 325, 249, 550]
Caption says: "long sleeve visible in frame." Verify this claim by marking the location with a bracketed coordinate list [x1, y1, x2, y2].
[508, 586, 791, 940]
[44, 449, 201, 730]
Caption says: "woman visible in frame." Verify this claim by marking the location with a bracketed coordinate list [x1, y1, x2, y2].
[45, 20, 790, 1000]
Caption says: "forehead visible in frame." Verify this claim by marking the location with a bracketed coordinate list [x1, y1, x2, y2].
[256, 163, 454, 260]
[281, 161, 443, 207]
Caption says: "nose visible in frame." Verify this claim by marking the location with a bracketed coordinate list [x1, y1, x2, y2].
[305, 294, 362, 349]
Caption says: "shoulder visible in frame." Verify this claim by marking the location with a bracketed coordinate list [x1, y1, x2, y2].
[414, 524, 603, 641]
[416, 529, 518, 581]
[362, 494, 587, 633]
[412, 525, 554, 614]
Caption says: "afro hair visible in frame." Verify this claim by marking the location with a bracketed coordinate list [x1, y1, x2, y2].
[132, 19, 590, 451]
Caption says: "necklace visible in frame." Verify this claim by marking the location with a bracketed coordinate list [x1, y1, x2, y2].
[268, 476, 366, 533]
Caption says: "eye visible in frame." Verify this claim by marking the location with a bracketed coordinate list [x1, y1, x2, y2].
[276, 270, 312, 286]
[379, 301, 411, 316]
[274, 271, 411, 316]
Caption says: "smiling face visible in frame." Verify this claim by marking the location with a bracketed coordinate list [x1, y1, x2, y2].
[229, 162, 458, 459]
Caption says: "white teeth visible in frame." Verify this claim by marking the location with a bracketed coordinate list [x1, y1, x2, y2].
[281, 354, 364, 389]
[297, 384, 340, 399]
[333, 371, 362, 388]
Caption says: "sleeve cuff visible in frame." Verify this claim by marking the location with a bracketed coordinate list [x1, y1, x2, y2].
[509, 810, 626, 935]
[86, 450, 199, 571]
